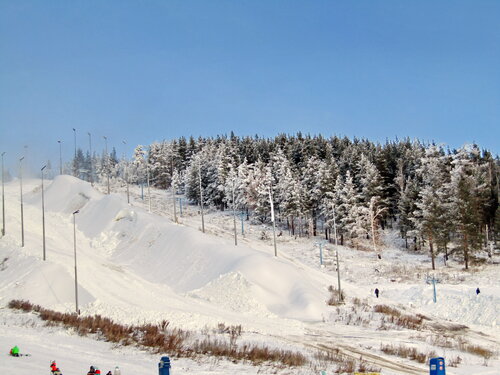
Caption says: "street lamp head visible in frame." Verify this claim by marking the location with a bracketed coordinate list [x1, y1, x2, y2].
[20, 156, 25, 161]
[58, 140, 61, 144]
[73, 210, 79, 215]
[73, 128, 76, 132]
[41, 165, 47, 171]
[1, 152, 5, 156]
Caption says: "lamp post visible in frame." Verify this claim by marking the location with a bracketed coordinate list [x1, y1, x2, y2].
[41, 165, 47, 260]
[103, 136, 110, 194]
[198, 162, 205, 233]
[19, 156, 25, 247]
[1, 151, 5, 236]
[146, 162, 151, 213]
[57, 140, 62, 175]
[88, 133, 93, 186]
[122, 140, 129, 203]
[72, 128, 77, 176]
[72, 209, 80, 314]
[232, 178, 237, 246]
[332, 204, 343, 302]
[269, 187, 277, 257]
[171, 159, 177, 223]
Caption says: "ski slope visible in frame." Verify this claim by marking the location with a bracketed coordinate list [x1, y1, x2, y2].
[0, 176, 498, 375]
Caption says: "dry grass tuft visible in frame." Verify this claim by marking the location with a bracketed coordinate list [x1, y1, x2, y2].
[374, 305, 424, 330]
[326, 285, 345, 306]
[380, 343, 435, 364]
[9, 299, 306, 367]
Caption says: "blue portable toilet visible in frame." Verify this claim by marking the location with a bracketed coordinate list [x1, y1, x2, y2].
[429, 357, 445, 375]
[158, 356, 171, 375]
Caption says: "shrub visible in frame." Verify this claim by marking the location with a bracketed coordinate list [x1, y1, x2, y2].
[380, 343, 434, 364]
[8, 299, 305, 367]
[374, 305, 424, 330]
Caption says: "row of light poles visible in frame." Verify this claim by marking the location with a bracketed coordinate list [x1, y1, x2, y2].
[1, 153, 26, 244]
[0, 149, 81, 314]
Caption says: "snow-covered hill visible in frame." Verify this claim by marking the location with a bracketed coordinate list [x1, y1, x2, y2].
[0, 176, 498, 375]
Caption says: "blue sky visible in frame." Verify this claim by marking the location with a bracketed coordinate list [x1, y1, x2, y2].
[0, 0, 499, 172]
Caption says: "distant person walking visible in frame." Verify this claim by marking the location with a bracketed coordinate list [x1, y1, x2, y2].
[476, 287, 480, 295]
[375, 288, 379, 298]
[114, 366, 121, 375]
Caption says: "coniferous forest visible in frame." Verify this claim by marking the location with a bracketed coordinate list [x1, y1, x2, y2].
[70, 133, 499, 270]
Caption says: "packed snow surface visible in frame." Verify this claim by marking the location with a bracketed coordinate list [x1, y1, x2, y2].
[0, 176, 499, 375]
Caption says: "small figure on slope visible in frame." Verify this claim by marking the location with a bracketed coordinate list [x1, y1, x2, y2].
[114, 366, 121, 375]
[51, 360, 63, 375]
[9, 345, 20, 357]
[374, 288, 379, 298]
[87, 366, 96, 375]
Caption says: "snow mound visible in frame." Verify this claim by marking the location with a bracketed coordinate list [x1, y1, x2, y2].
[0, 248, 94, 308]
[188, 271, 273, 317]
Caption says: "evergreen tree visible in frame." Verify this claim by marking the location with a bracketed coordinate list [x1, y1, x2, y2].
[412, 146, 451, 269]
[447, 146, 485, 269]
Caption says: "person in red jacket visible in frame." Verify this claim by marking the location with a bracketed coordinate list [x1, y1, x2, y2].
[50, 361, 63, 375]
[50, 361, 58, 373]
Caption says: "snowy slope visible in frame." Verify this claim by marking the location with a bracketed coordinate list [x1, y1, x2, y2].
[0, 176, 499, 375]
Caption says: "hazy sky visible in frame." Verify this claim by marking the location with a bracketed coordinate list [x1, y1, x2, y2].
[1, 0, 499, 173]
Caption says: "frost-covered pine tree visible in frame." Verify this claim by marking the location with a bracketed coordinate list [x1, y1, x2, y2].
[316, 157, 339, 234]
[184, 154, 203, 204]
[148, 142, 166, 188]
[254, 162, 274, 222]
[301, 157, 322, 236]
[357, 154, 384, 205]
[447, 146, 485, 269]
[412, 145, 451, 269]
[280, 168, 303, 235]
[397, 176, 420, 249]
[130, 145, 147, 185]
[338, 171, 365, 245]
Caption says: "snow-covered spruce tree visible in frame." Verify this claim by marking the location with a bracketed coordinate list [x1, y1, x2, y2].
[184, 154, 203, 204]
[72, 148, 86, 179]
[171, 168, 181, 194]
[338, 171, 365, 246]
[300, 156, 323, 237]
[412, 145, 451, 270]
[148, 142, 171, 189]
[368, 196, 387, 258]
[357, 154, 384, 206]
[253, 161, 274, 222]
[280, 168, 303, 236]
[213, 142, 233, 210]
[129, 145, 147, 185]
[397, 175, 420, 249]
[235, 159, 251, 213]
[447, 146, 486, 269]
[317, 156, 339, 239]
[201, 142, 225, 209]
[323, 175, 347, 244]
[270, 148, 290, 212]
[222, 164, 239, 214]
